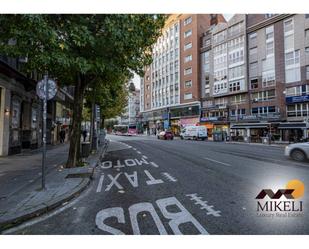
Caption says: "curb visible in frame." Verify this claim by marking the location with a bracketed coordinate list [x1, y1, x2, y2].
[0, 139, 110, 233]
[0, 177, 90, 233]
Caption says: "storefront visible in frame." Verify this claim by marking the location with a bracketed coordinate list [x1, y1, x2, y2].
[199, 117, 216, 139]
[230, 123, 270, 143]
[278, 122, 308, 142]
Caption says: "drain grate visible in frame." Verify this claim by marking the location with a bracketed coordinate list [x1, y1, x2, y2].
[66, 172, 92, 179]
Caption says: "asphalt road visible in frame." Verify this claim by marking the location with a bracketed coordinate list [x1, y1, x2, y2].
[5, 135, 309, 235]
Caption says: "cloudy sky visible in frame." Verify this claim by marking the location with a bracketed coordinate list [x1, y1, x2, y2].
[132, 14, 234, 89]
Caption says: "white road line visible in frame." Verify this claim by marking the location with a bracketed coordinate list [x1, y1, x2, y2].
[204, 157, 231, 166]
[142, 155, 148, 159]
[137, 151, 142, 154]
[150, 162, 159, 168]
[96, 174, 105, 193]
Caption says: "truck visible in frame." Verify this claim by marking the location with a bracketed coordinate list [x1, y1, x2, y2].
[180, 125, 208, 140]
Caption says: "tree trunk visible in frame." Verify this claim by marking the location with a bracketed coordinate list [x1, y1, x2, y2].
[66, 73, 86, 168]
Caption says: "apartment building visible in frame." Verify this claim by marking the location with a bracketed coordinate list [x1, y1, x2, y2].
[140, 14, 225, 135]
[200, 14, 247, 138]
[241, 14, 309, 143]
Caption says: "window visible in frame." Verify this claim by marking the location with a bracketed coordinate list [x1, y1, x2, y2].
[228, 22, 244, 37]
[306, 29, 309, 38]
[184, 54, 192, 63]
[184, 42, 192, 50]
[265, 26, 274, 40]
[306, 66, 309, 80]
[250, 78, 258, 89]
[266, 41, 274, 56]
[184, 16, 192, 26]
[249, 32, 257, 44]
[184, 29, 192, 38]
[252, 90, 276, 102]
[184, 67, 192, 75]
[251, 106, 276, 115]
[184, 93, 192, 100]
[285, 34, 294, 51]
[249, 47, 257, 56]
[249, 62, 258, 76]
[287, 103, 309, 117]
[230, 94, 247, 104]
[265, 14, 275, 18]
[229, 65, 244, 80]
[229, 79, 245, 93]
[262, 70, 275, 87]
[184, 80, 192, 88]
[306, 47, 309, 53]
[306, 14, 309, 19]
[284, 19, 294, 34]
[285, 50, 300, 83]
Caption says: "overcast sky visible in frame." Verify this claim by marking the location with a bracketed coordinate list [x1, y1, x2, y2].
[132, 14, 234, 89]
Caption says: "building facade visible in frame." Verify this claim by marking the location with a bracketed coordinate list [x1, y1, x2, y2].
[141, 14, 225, 135]
[0, 56, 74, 156]
[120, 88, 140, 127]
[200, 14, 247, 140]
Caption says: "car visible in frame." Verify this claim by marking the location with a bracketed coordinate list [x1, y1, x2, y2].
[285, 142, 309, 162]
[157, 131, 174, 140]
[180, 125, 208, 140]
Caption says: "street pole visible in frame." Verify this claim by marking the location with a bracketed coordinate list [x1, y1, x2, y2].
[42, 74, 48, 190]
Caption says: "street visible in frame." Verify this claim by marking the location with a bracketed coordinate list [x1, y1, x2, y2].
[4, 134, 309, 235]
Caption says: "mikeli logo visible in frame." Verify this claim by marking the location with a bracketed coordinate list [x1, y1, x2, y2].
[255, 179, 304, 218]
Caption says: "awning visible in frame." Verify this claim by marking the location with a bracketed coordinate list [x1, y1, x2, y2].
[231, 123, 269, 129]
[278, 123, 307, 129]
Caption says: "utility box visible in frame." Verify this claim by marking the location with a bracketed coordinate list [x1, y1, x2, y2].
[81, 142, 91, 158]
[213, 131, 223, 142]
[262, 137, 269, 144]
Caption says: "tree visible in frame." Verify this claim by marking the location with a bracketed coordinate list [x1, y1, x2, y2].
[0, 14, 166, 167]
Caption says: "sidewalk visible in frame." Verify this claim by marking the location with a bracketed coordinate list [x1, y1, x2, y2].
[225, 141, 287, 147]
[0, 141, 109, 233]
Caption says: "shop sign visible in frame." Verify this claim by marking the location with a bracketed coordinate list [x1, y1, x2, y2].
[286, 95, 309, 104]
[200, 117, 218, 122]
[180, 118, 199, 127]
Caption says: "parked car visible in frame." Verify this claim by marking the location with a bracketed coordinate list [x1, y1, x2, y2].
[285, 142, 309, 162]
[180, 125, 208, 140]
[157, 131, 174, 140]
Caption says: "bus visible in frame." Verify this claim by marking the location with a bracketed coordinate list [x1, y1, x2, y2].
[113, 124, 137, 136]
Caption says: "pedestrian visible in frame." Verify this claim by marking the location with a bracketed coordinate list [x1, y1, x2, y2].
[59, 128, 66, 143]
[82, 129, 88, 142]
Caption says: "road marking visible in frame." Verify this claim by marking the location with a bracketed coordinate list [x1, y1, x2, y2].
[150, 162, 159, 168]
[142, 155, 148, 159]
[105, 173, 123, 191]
[162, 172, 177, 182]
[204, 157, 231, 166]
[96, 174, 105, 193]
[95, 196, 208, 235]
[133, 148, 137, 150]
[186, 193, 221, 217]
[137, 151, 142, 154]
[144, 170, 164, 185]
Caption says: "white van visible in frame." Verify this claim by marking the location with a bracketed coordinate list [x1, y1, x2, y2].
[180, 125, 208, 140]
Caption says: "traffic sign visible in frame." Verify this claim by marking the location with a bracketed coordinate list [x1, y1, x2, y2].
[36, 78, 58, 100]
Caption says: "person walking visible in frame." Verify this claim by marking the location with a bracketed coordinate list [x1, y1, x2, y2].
[82, 129, 88, 142]
[59, 128, 66, 143]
